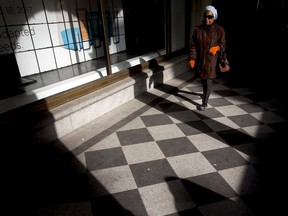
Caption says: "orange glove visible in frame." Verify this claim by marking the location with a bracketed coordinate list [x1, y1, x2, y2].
[209, 45, 220, 55]
[188, 59, 195, 68]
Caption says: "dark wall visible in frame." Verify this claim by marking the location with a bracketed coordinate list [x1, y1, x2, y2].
[122, 0, 165, 55]
[213, 0, 288, 99]
[0, 53, 22, 97]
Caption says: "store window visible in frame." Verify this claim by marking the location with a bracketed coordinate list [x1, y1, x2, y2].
[0, 0, 166, 108]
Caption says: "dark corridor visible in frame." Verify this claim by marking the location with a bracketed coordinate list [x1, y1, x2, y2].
[122, 0, 165, 55]
[213, 0, 288, 100]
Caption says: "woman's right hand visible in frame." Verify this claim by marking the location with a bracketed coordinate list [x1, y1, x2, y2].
[188, 59, 195, 68]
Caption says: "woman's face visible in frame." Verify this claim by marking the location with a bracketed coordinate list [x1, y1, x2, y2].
[203, 10, 215, 25]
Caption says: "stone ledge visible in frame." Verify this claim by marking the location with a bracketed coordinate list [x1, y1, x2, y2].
[2, 54, 189, 145]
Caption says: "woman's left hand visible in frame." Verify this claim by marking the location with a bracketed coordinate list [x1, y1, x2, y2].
[209, 46, 220, 55]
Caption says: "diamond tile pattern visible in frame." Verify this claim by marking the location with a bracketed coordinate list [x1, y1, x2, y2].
[17, 72, 288, 215]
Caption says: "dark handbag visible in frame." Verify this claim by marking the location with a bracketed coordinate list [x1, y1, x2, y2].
[218, 49, 230, 72]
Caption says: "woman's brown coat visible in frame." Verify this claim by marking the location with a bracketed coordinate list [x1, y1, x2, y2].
[189, 23, 226, 79]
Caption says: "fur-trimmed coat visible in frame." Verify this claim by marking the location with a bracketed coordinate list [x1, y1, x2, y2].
[189, 23, 226, 79]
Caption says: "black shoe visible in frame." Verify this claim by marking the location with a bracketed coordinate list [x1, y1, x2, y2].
[196, 104, 207, 111]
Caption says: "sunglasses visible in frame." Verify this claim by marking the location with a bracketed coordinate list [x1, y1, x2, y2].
[204, 15, 214, 19]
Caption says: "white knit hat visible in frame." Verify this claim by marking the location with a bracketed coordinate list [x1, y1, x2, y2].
[204, 5, 218, 20]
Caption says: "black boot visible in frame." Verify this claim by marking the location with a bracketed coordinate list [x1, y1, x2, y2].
[196, 103, 207, 111]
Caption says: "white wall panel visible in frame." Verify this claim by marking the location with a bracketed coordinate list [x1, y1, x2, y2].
[49, 23, 65, 47]
[0, 0, 126, 76]
[70, 49, 85, 64]
[16, 51, 39, 76]
[53, 46, 72, 68]
[9, 25, 34, 52]
[118, 17, 125, 35]
[32, 24, 52, 49]
[116, 34, 126, 52]
[36, 49, 57, 72]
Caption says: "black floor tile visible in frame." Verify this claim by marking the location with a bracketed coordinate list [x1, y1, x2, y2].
[159, 102, 189, 113]
[116, 128, 155, 145]
[177, 120, 213, 135]
[85, 147, 128, 170]
[216, 129, 257, 146]
[183, 172, 237, 205]
[140, 114, 174, 127]
[228, 114, 263, 127]
[193, 108, 225, 119]
[202, 147, 248, 170]
[238, 103, 267, 113]
[129, 159, 177, 187]
[208, 97, 234, 107]
[157, 137, 199, 157]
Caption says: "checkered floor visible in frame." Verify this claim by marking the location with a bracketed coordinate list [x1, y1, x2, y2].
[13, 72, 288, 215]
